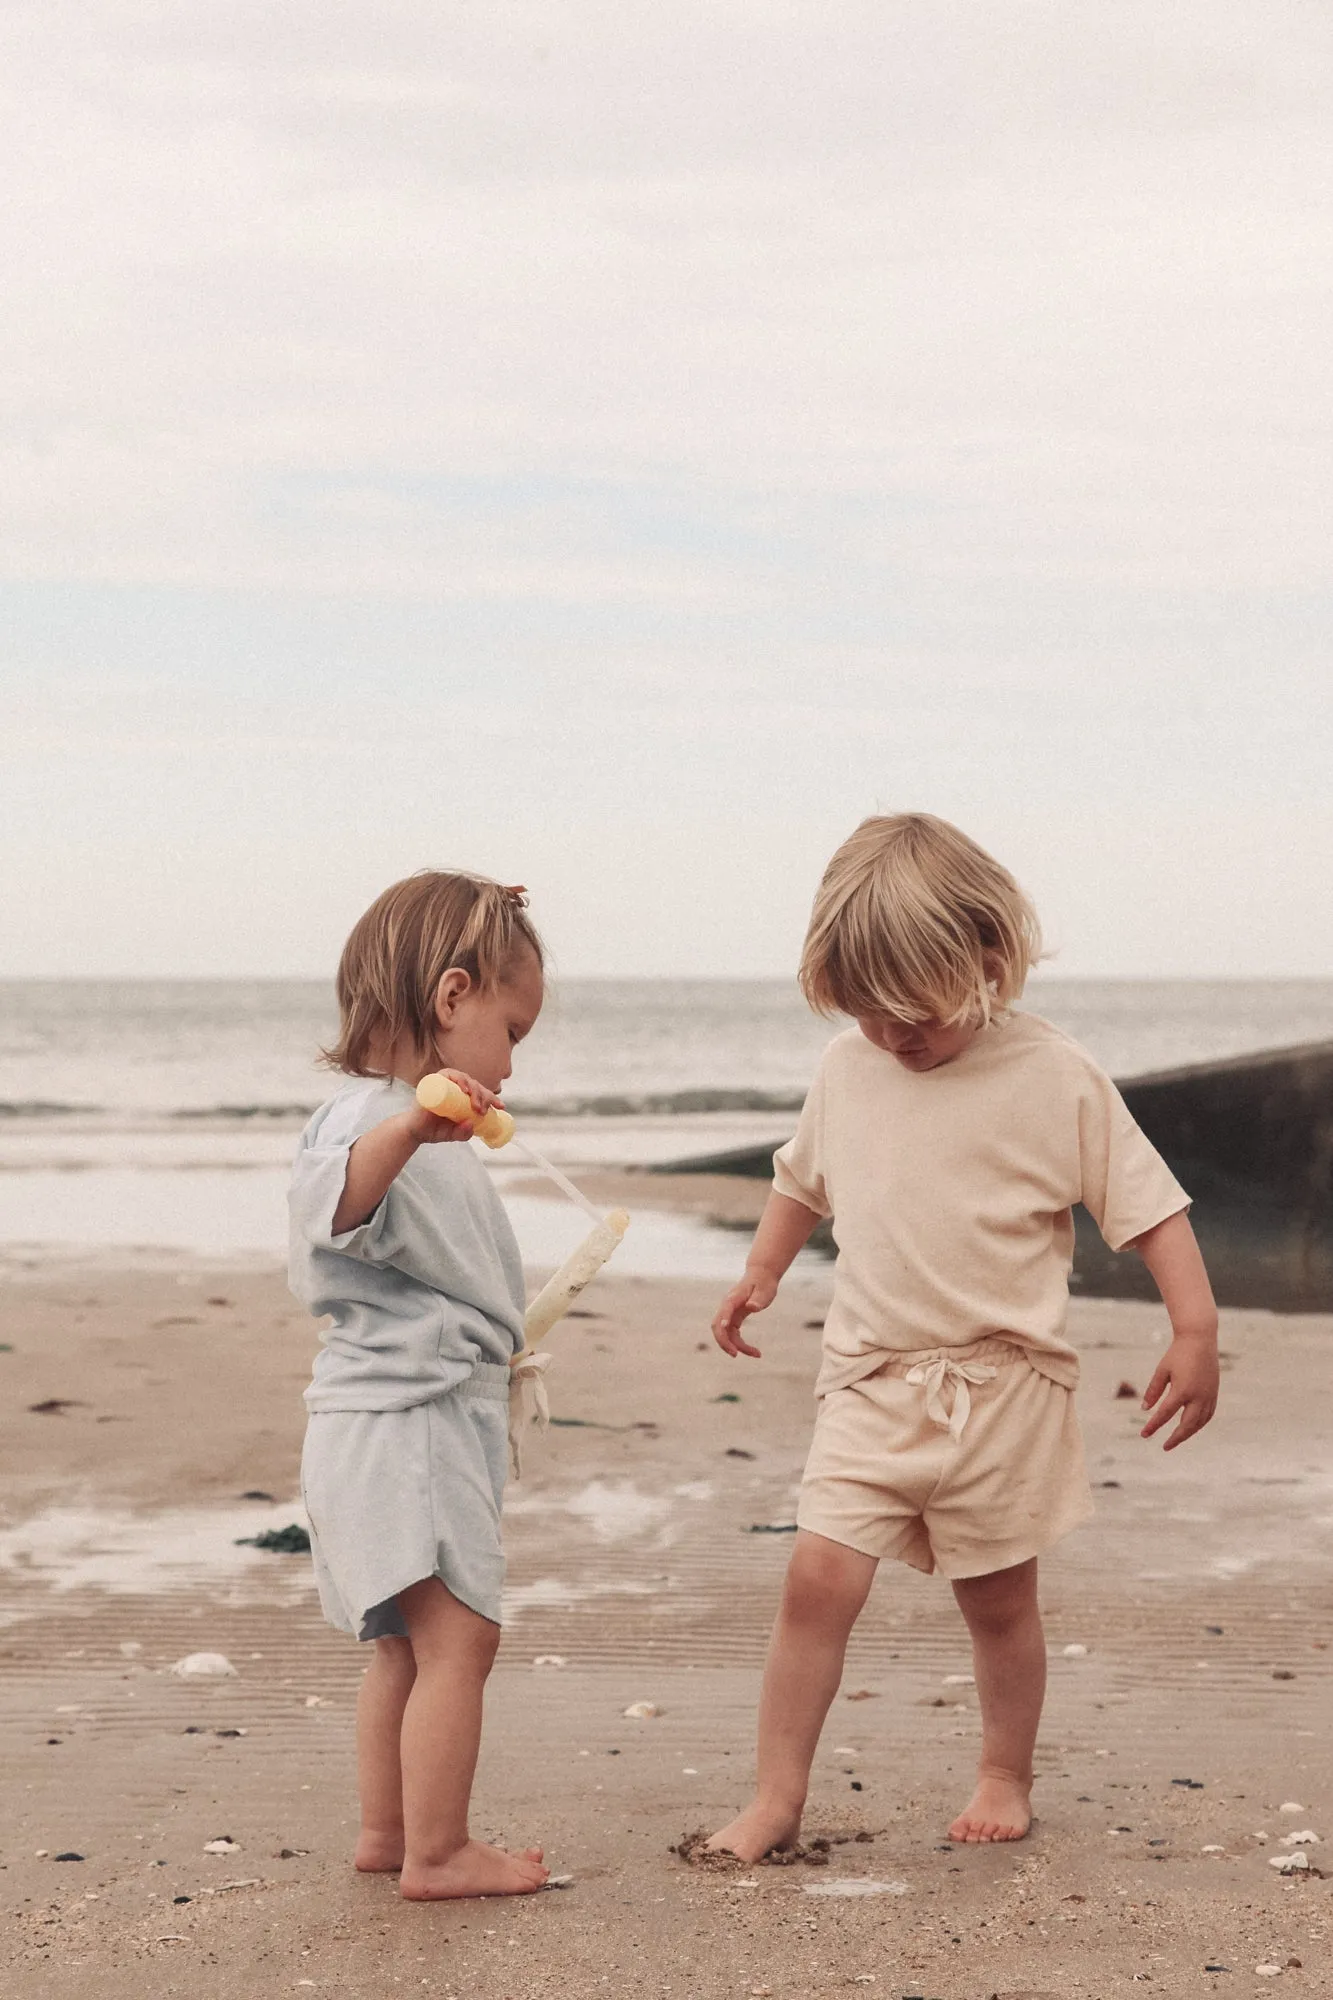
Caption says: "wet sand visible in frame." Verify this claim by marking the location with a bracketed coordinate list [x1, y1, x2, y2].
[1, 1241, 1330, 1999]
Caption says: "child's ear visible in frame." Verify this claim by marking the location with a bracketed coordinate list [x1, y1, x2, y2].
[432, 968, 473, 1028]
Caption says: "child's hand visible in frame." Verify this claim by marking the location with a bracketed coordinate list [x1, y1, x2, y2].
[410, 1071, 500, 1144]
[712, 1270, 779, 1359]
[1139, 1335, 1219, 1450]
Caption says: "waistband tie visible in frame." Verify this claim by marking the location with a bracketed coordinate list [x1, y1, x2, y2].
[903, 1356, 997, 1442]
[507, 1348, 551, 1477]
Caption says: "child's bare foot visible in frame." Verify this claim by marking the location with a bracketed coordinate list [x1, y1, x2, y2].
[705, 1801, 803, 1864]
[948, 1769, 1032, 1843]
[400, 1840, 548, 1900]
[355, 1827, 406, 1872]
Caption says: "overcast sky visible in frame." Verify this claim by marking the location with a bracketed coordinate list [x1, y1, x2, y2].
[2, 1, 1331, 980]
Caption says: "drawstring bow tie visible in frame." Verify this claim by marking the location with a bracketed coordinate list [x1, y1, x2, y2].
[508, 1348, 551, 1476]
[903, 1356, 997, 1442]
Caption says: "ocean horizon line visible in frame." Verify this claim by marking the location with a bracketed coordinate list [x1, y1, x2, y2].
[4, 971, 1333, 989]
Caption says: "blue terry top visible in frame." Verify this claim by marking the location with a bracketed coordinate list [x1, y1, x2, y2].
[289, 1076, 526, 1413]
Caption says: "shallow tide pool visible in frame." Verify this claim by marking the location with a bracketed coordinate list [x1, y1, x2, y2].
[0, 1165, 819, 1282]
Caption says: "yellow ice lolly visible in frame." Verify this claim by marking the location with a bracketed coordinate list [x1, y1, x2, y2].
[524, 1209, 631, 1346]
[415, 1072, 516, 1149]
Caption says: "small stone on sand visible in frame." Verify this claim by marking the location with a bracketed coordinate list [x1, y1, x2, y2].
[170, 1652, 237, 1679]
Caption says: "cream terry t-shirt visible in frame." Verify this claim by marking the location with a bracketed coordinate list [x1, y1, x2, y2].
[773, 1013, 1189, 1397]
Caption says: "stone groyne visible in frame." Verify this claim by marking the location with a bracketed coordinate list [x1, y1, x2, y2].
[654, 1039, 1333, 1312]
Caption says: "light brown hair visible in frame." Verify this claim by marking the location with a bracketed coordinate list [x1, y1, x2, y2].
[799, 814, 1041, 1027]
[322, 871, 544, 1077]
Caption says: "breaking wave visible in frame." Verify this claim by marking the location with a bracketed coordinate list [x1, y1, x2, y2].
[1, 1089, 805, 1123]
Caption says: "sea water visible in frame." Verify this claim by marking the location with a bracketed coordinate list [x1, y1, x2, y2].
[2, 978, 1331, 1261]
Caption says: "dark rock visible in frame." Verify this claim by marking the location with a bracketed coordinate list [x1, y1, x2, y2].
[657, 1040, 1333, 1310]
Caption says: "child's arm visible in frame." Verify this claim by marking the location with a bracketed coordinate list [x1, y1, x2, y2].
[331, 1073, 497, 1235]
[712, 1190, 822, 1359]
[1130, 1209, 1220, 1450]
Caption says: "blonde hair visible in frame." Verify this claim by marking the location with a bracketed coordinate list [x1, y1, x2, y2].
[799, 814, 1040, 1027]
[323, 871, 544, 1077]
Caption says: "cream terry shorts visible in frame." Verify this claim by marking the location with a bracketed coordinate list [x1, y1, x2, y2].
[797, 1339, 1093, 1580]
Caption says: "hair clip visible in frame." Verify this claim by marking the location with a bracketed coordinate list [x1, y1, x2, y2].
[502, 883, 529, 907]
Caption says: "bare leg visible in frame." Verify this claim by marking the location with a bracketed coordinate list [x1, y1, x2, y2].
[395, 1577, 548, 1899]
[355, 1635, 416, 1870]
[948, 1556, 1045, 1842]
[707, 1531, 878, 1862]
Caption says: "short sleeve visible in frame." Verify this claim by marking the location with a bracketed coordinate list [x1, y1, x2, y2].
[288, 1138, 400, 1264]
[772, 1065, 831, 1218]
[1077, 1068, 1190, 1251]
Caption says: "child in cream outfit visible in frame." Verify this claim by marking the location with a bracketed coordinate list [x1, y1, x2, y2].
[708, 815, 1219, 1858]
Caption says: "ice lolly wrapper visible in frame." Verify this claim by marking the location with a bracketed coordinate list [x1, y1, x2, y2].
[523, 1209, 630, 1346]
[416, 1072, 515, 1148]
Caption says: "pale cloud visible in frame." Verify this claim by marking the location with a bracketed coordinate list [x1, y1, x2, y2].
[1, 1, 1330, 976]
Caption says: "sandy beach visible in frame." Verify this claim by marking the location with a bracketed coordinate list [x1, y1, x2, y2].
[1, 1230, 1330, 2000]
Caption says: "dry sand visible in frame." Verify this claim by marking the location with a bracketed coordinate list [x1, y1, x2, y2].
[1, 1227, 1330, 1999]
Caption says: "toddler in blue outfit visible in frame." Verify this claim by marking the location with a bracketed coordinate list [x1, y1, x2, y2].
[289, 869, 549, 1900]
